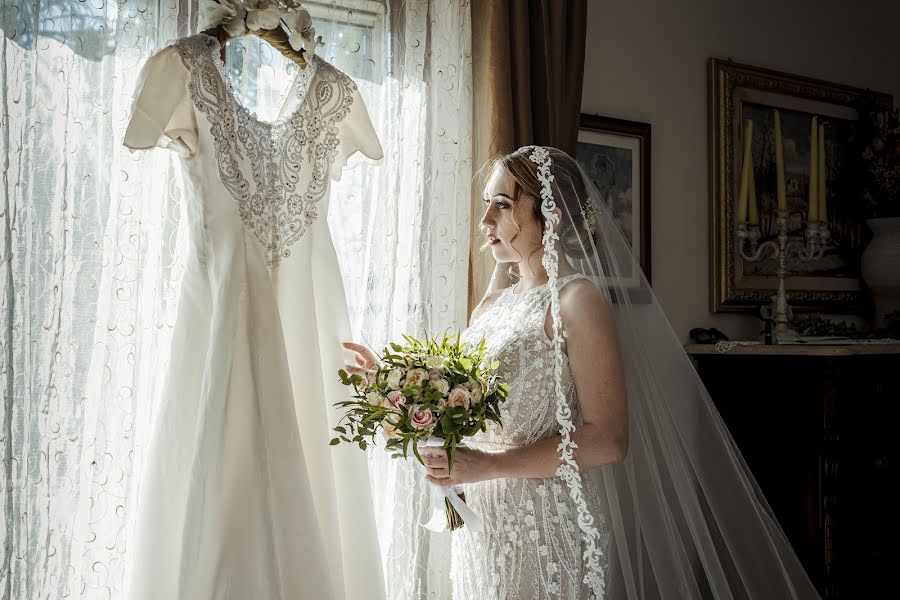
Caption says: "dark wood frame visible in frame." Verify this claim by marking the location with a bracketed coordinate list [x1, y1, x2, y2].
[577, 114, 653, 284]
[708, 58, 893, 313]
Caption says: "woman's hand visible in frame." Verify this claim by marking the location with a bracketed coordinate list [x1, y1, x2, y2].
[342, 342, 378, 376]
[421, 446, 499, 487]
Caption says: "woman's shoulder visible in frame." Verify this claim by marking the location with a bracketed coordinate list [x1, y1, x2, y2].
[559, 276, 609, 320]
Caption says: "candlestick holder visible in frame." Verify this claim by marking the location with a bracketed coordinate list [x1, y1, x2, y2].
[736, 209, 832, 343]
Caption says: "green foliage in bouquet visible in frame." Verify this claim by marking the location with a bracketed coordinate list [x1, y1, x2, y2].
[332, 332, 508, 471]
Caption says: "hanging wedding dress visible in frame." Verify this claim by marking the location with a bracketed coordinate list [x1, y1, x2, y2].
[122, 32, 384, 600]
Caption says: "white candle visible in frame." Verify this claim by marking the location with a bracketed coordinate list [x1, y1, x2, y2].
[738, 119, 753, 222]
[818, 123, 827, 222]
[807, 117, 819, 222]
[774, 110, 786, 210]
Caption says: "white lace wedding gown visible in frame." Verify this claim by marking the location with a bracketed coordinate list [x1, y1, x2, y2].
[452, 274, 611, 599]
[122, 34, 384, 600]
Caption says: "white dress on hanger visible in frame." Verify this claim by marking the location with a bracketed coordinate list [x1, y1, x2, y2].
[122, 33, 385, 600]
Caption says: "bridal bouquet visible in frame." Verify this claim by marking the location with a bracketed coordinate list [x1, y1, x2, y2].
[332, 332, 507, 529]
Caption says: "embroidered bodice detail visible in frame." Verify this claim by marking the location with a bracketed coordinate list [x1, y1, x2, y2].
[174, 34, 356, 268]
[464, 276, 585, 449]
[451, 274, 610, 599]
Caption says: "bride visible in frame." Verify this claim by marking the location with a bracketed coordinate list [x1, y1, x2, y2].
[346, 146, 820, 599]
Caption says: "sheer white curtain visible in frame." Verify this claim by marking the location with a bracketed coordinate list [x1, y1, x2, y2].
[325, 1, 473, 598]
[2, 0, 472, 598]
[0, 2, 199, 598]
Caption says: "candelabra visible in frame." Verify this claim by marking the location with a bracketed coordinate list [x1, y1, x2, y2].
[736, 209, 832, 343]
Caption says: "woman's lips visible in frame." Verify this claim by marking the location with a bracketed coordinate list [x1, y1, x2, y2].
[487, 234, 500, 246]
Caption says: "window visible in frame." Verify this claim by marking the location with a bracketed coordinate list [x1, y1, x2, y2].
[222, 0, 385, 122]
[307, 0, 386, 83]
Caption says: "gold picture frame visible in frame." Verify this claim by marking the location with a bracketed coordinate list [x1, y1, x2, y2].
[709, 58, 893, 313]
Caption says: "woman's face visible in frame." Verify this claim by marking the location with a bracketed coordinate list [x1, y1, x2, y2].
[480, 166, 543, 264]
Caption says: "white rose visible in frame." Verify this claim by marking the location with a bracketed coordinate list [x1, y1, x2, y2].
[429, 378, 450, 395]
[386, 368, 404, 390]
[425, 355, 444, 369]
[404, 368, 428, 388]
[382, 420, 402, 439]
[469, 382, 483, 405]
[384, 410, 402, 425]
[435, 397, 448, 411]
[447, 386, 471, 410]
[366, 391, 384, 406]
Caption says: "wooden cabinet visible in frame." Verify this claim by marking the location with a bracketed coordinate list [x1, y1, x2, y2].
[685, 344, 899, 600]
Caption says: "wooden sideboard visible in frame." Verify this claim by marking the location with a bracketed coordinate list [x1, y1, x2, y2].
[685, 343, 899, 600]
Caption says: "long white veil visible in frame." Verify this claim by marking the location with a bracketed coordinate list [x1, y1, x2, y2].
[487, 146, 821, 599]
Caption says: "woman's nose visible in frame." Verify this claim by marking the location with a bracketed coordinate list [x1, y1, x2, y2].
[480, 207, 494, 229]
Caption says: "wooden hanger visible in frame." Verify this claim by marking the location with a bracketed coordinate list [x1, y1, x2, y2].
[202, 23, 309, 69]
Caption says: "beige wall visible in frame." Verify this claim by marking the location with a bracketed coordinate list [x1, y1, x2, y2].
[581, 0, 900, 341]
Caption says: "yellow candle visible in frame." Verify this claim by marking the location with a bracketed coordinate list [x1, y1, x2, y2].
[818, 123, 827, 222]
[807, 117, 819, 222]
[748, 156, 759, 224]
[774, 110, 787, 210]
[737, 119, 753, 221]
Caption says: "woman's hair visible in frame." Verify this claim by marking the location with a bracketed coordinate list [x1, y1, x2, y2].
[482, 146, 593, 280]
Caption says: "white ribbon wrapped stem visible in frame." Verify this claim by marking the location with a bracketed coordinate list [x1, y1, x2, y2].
[419, 437, 483, 533]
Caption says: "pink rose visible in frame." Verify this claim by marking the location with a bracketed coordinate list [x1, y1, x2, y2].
[409, 405, 435, 430]
[384, 390, 406, 408]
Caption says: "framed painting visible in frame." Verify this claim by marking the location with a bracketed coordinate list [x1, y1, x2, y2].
[709, 58, 893, 313]
[575, 114, 652, 285]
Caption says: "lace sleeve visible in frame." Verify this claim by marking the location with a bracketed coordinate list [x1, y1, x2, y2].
[123, 46, 198, 157]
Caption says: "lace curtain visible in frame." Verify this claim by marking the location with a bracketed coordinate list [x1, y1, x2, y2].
[1, 2, 194, 598]
[327, 1, 473, 597]
[1, 0, 472, 598]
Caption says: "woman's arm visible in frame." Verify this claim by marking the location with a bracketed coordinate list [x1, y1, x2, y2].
[424, 281, 628, 485]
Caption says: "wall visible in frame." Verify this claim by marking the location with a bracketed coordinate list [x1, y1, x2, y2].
[581, 0, 900, 341]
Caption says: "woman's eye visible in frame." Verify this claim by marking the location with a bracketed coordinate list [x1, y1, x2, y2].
[483, 197, 510, 209]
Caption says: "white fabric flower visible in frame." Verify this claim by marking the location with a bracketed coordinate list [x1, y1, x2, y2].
[245, 5, 282, 31]
[281, 6, 312, 35]
[198, 0, 247, 37]
[281, 8, 322, 55]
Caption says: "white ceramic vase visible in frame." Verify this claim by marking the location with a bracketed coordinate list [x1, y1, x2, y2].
[860, 216, 900, 325]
